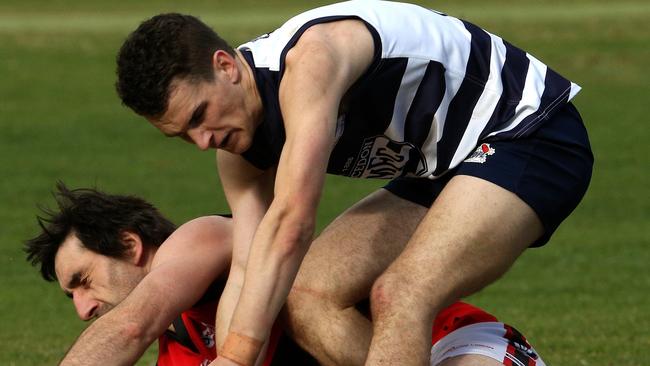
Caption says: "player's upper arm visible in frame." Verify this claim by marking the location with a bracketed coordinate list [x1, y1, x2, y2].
[273, 20, 375, 215]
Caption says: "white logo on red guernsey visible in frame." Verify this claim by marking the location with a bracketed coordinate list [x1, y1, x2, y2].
[464, 143, 495, 163]
[200, 322, 215, 348]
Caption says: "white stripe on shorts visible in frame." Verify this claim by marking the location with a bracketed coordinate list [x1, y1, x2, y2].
[429, 322, 546, 365]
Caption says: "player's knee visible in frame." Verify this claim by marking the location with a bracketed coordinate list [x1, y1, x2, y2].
[369, 274, 403, 316]
[370, 272, 431, 318]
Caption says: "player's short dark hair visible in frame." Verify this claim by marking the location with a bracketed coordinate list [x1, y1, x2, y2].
[116, 13, 235, 117]
[24, 182, 176, 282]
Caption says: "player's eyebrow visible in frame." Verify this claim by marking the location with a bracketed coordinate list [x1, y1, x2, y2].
[165, 101, 208, 138]
[62, 271, 82, 299]
[67, 272, 82, 290]
[187, 101, 208, 129]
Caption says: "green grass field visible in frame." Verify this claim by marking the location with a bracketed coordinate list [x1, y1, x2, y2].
[1, 1, 648, 364]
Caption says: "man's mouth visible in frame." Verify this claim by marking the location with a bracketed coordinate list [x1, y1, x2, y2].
[218, 132, 232, 149]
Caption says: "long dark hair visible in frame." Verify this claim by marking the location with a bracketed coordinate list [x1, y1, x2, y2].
[25, 182, 176, 281]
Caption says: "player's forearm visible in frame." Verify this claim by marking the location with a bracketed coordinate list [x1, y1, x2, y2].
[235, 237, 310, 334]
[61, 273, 181, 365]
[60, 307, 154, 365]
[223, 212, 314, 364]
[217, 203, 268, 351]
[215, 266, 245, 350]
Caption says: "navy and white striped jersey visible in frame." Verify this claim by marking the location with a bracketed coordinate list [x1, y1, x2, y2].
[238, 0, 581, 179]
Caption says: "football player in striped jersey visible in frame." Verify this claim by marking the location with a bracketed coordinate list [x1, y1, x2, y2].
[113, 2, 592, 365]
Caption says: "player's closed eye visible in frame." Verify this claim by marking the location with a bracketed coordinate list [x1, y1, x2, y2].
[188, 102, 207, 129]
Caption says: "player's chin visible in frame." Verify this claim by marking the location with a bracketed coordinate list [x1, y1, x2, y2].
[230, 134, 252, 154]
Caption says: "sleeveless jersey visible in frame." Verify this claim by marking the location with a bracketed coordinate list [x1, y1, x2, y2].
[156, 279, 317, 365]
[156, 299, 500, 365]
[156, 302, 299, 366]
[239, 0, 581, 179]
[157, 298, 217, 366]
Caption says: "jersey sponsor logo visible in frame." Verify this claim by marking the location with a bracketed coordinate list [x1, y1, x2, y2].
[464, 143, 495, 163]
[348, 136, 427, 178]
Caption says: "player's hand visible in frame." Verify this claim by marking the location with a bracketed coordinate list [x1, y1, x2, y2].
[209, 356, 242, 366]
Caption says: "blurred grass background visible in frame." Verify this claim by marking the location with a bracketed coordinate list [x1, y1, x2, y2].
[1, 0, 648, 364]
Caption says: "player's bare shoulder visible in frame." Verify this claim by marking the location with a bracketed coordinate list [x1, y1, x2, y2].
[285, 19, 375, 89]
[152, 216, 232, 267]
[316, 19, 375, 70]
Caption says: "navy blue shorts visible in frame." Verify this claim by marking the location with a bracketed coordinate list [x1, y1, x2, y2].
[384, 102, 593, 247]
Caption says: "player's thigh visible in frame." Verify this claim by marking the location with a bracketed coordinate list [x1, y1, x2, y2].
[293, 188, 427, 306]
[436, 354, 503, 366]
[378, 174, 543, 305]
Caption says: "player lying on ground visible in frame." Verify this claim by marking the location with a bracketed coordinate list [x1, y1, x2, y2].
[25, 183, 314, 366]
[26, 184, 546, 365]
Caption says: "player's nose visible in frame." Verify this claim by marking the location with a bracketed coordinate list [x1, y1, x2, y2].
[73, 292, 99, 321]
[186, 129, 211, 151]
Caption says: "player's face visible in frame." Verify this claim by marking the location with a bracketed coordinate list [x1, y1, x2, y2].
[54, 233, 146, 321]
[148, 53, 261, 154]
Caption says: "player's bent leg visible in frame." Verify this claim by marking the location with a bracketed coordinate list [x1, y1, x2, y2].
[284, 189, 427, 366]
[366, 175, 544, 366]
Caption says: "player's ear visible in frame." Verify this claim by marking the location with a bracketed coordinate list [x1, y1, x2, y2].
[120, 231, 145, 266]
[212, 49, 240, 83]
